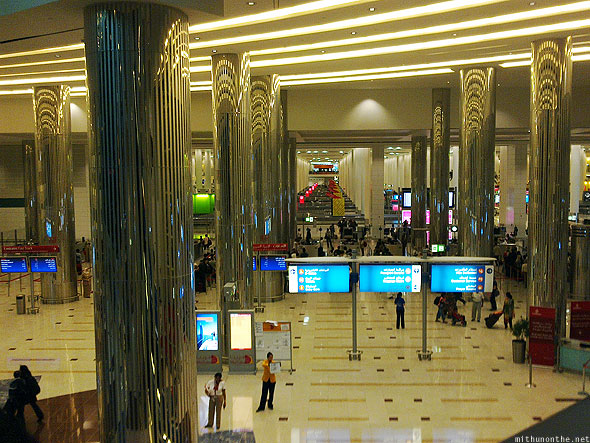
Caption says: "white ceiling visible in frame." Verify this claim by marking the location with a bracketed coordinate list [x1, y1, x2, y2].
[2, 0, 590, 160]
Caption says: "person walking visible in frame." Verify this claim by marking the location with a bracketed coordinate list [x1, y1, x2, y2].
[325, 229, 333, 251]
[204, 372, 226, 429]
[4, 371, 27, 427]
[394, 292, 405, 329]
[256, 352, 276, 412]
[503, 292, 515, 330]
[471, 292, 483, 322]
[19, 366, 43, 423]
[82, 267, 92, 298]
[490, 281, 499, 311]
[435, 293, 447, 323]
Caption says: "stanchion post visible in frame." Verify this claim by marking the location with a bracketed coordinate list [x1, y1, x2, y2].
[418, 249, 432, 361]
[255, 252, 264, 313]
[579, 359, 589, 396]
[348, 260, 362, 361]
[525, 350, 536, 388]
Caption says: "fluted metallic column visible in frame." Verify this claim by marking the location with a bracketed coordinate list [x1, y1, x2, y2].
[571, 224, 590, 300]
[458, 67, 496, 257]
[280, 89, 290, 246]
[289, 137, 297, 245]
[252, 75, 282, 302]
[430, 88, 451, 248]
[23, 140, 39, 243]
[84, 3, 197, 441]
[411, 135, 427, 252]
[33, 86, 78, 304]
[528, 38, 572, 340]
[212, 53, 254, 309]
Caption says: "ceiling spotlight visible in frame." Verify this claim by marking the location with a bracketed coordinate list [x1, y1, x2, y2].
[339, 150, 344, 153]
[212, 49, 217, 53]
[395, 147, 401, 150]
[247, 1, 256, 5]
[322, 150, 328, 153]
[55, 54, 61, 58]
[313, 150, 318, 153]
[351, 31, 357, 35]
[321, 50, 326, 53]
[452, 33, 457, 36]
[297, 151, 301, 153]
[307, 150, 312, 153]
[529, 2, 535, 5]
[369, 7, 375, 12]
[194, 37, 200, 40]
[387, 147, 393, 150]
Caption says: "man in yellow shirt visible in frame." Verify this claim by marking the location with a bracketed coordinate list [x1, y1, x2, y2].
[256, 352, 276, 412]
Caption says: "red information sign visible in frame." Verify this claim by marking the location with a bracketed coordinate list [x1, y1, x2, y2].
[570, 301, 590, 341]
[253, 243, 288, 252]
[2, 245, 59, 254]
[529, 306, 556, 366]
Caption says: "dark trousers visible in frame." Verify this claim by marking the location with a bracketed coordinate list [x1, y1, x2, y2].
[258, 380, 276, 409]
[490, 298, 497, 311]
[396, 309, 405, 329]
[504, 316, 513, 329]
[27, 401, 43, 420]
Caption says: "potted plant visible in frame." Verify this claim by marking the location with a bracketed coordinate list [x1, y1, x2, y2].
[512, 317, 529, 364]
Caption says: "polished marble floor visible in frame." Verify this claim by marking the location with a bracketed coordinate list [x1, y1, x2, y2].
[0, 267, 585, 442]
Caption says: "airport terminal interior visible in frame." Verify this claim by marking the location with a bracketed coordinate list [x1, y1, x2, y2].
[1, 0, 590, 442]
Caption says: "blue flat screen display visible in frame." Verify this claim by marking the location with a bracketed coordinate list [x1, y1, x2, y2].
[359, 264, 422, 293]
[260, 256, 287, 271]
[431, 264, 494, 293]
[196, 312, 219, 351]
[288, 265, 350, 293]
[0, 257, 28, 273]
[30, 257, 57, 273]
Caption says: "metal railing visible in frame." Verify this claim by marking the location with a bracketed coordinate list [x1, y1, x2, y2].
[579, 359, 590, 396]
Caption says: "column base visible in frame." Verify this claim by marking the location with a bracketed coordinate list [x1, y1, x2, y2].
[41, 294, 80, 304]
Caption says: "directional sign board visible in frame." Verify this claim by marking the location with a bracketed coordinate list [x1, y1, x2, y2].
[430, 264, 494, 293]
[288, 264, 350, 293]
[359, 264, 421, 293]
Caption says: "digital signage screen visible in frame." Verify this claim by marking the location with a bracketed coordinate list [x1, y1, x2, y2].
[260, 256, 287, 271]
[359, 264, 421, 293]
[288, 264, 350, 293]
[431, 264, 494, 293]
[196, 312, 219, 351]
[0, 257, 28, 273]
[402, 190, 412, 209]
[30, 256, 57, 273]
[230, 312, 253, 350]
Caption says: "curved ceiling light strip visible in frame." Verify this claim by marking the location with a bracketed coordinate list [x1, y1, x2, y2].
[0, 43, 84, 60]
[251, 1, 590, 56]
[189, 0, 504, 49]
[188, 0, 371, 33]
[251, 18, 590, 67]
[281, 68, 454, 86]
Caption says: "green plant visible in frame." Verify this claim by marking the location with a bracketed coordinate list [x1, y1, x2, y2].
[512, 318, 529, 341]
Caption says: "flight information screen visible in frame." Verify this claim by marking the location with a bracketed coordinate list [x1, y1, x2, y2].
[288, 265, 350, 293]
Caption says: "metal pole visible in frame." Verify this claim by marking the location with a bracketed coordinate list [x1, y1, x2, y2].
[579, 359, 589, 396]
[29, 270, 38, 314]
[418, 249, 432, 361]
[255, 252, 264, 313]
[348, 261, 362, 360]
[525, 350, 536, 388]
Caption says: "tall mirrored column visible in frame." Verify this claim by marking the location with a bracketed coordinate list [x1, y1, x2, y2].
[528, 37, 572, 339]
[33, 86, 78, 304]
[411, 135, 427, 252]
[252, 75, 283, 302]
[23, 140, 39, 243]
[84, 4, 197, 441]
[212, 53, 254, 309]
[280, 90, 290, 246]
[430, 88, 451, 248]
[458, 67, 496, 257]
[288, 137, 298, 245]
[370, 146, 385, 238]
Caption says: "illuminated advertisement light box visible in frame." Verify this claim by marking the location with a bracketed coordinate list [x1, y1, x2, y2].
[196, 312, 219, 351]
[288, 265, 350, 293]
[359, 264, 421, 293]
[29, 256, 57, 273]
[0, 257, 28, 273]
[431, 264, 494, 293]
[230, 312, 253, 350]
[260, 256, 287, 271]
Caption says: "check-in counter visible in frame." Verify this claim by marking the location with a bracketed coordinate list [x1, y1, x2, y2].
[559, 338, 590, 373]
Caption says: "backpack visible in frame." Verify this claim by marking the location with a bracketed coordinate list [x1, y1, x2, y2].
[28, 376, 41, 396]
[433, 296, 441, 306]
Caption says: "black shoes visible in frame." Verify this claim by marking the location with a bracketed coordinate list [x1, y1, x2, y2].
[268, 404, 273, 410]
[256, 407, 264, 412]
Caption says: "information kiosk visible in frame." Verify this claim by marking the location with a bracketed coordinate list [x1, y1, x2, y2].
[228, 310, 256, 374]
[196, 310, 222, 374]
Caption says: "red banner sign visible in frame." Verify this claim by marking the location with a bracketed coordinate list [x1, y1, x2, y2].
[529, 306, 556, 366]
[2, 245, 59, 254]
[570, 301, 590, 341]
[253, 243, 288, 252]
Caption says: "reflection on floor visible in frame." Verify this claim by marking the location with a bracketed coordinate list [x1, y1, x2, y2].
[0, 269, 586, 442]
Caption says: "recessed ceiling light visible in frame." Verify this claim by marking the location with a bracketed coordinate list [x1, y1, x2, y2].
[396, 147, 401, 150]
[452, 33, 457, 36]
[212, 49, 217, 53]
[247, 1, 256, 5]
[194, 37, 200, 40]
[529, 2, 535, 5]
[55, 54, 61, 58]
[339, 151, 344, 153]
[322, 150, 328, 153]
[351, 31, 357, 35]
[387, 147, 394, 150]
[321, 50, 326, 53]
[307, 150, 312, 153]
[313, 150, 319, 153]
[369, 7, 375, 12]
[297, 151, 301, 153]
